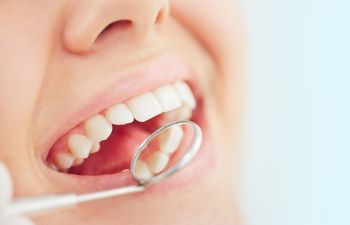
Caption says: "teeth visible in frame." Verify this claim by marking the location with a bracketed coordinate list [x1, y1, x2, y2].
[90, 142, 100, 154]
[146, 151, 169, 174]
[68, 134, 92, 159]
[84, 115, 113, 142]
[105, 104, 134, 125]
[174, 81, 196, 109]
[152, 85, 182, 112]
[127, 92, 163, 122]
[50, 81, 196, 172]
[134, 160, 153, 182]
[159, 126, 184, 154]
[48, 162, 59, 171]
[73, 158, 84, 167]
[54, 153, 75, 170]
[163, 105, 193, 121]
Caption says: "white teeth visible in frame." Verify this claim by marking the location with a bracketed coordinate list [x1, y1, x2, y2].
[164, 105, 193, 121]
[68, 134, 92, 159]
[84, 115, 113, 142]
[174, 81, 196, 109]
[51, 81, 196, 172]
[105, 104, 134, 125]
[48, 162, 59, 171]
[159, 126, 184, 154]
[90, 142, 100, 154]
[73, 158, 84, 167]
[54, 153, 75, 170]
[134, 160, 153, 182]
[127, 92, 163, 122]
[152, 85, 182, 112]
[146, 151, 169, 174]
[177, 106, 193, 120]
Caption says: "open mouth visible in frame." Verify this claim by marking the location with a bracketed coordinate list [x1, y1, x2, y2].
[46, 81, 200, 180]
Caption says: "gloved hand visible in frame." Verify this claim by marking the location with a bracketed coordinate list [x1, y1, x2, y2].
[0, 162, 35, 225]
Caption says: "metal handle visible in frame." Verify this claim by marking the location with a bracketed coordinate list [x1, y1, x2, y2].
[3, 185, 145, 216]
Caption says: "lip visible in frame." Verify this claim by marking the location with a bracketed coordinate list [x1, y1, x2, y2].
[39, 54, 215, 192]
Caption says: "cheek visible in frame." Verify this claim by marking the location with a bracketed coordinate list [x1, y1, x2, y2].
[170, 0, 245, 69]
[0, 4, 59, 173]
[0, 4, 59, 132]
[170, 0, 245, 149]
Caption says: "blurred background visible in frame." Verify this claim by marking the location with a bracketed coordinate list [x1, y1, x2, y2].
[241, 0, 350, 225]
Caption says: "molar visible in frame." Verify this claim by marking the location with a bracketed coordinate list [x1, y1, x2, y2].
[90, 142, 100, 154]
[73, 158, 84, 167]
[54, 153, 75, 170]
[68, 134, 92, 159]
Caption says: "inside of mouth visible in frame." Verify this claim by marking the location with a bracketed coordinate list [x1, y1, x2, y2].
[47, 104, 201, 177]
[67, 115, 168, 176]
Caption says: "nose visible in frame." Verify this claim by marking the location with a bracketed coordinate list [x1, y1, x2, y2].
[62, 0, 169, 54]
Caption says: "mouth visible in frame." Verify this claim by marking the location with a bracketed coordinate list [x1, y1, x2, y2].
[43, 57, 213, 190]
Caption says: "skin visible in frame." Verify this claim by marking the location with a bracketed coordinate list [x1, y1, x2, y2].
[0, 1, 245, 225]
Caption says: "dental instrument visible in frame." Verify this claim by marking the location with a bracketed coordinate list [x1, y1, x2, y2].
[2, 120, 202, 217]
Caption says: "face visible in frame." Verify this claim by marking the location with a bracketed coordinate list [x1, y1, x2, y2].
[0, 1, 245, 224]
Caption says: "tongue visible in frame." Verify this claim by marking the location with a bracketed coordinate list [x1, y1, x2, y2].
[70, 124, 150, 175]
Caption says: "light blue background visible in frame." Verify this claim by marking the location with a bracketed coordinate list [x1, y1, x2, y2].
[241, 0, 350, 224]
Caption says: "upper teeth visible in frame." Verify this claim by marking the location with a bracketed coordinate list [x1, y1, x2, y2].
[52, 81, 196, 172]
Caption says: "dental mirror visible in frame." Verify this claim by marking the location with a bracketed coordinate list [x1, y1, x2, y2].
[131, 120, 202, 185]
[3, 120, 202, 217]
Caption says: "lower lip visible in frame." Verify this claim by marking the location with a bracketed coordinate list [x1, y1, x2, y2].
[43, 105, 215, 194]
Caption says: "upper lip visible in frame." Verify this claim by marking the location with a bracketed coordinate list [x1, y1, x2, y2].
[40, 54, 197, 167]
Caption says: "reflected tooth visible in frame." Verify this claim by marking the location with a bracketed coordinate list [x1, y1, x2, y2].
[68, 134, 91, 159]
[73, 159, 84, 167]
[146, 151, 169, 174]
[84, 115, 112, 142]
[105, 104, 134, 125]
[134, 160, 153, 182]
[159, 126, 184, 154]
[54, 153, 75, 170]
[90, 142, 100, 154]
[127, 92, 163, 122]
[173, 81, 196, 109]
[152, 85, 182, 112]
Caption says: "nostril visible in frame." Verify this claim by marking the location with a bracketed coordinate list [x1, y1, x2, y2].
[96, 20, 133, 41]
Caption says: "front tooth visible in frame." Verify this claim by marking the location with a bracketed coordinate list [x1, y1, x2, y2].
[105, 104, 134, 125]
[84, 115, 113, 142]
[134, 160, 153, 182]
[68, 134, 92, 159]
[54, 153, 75, 170]
[159, 126, 184, 154]
[126, 92, 163, 122]
[173, 81, 196, 109]
[152, 85, 182, 112]
[146, 151, 169, 174]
